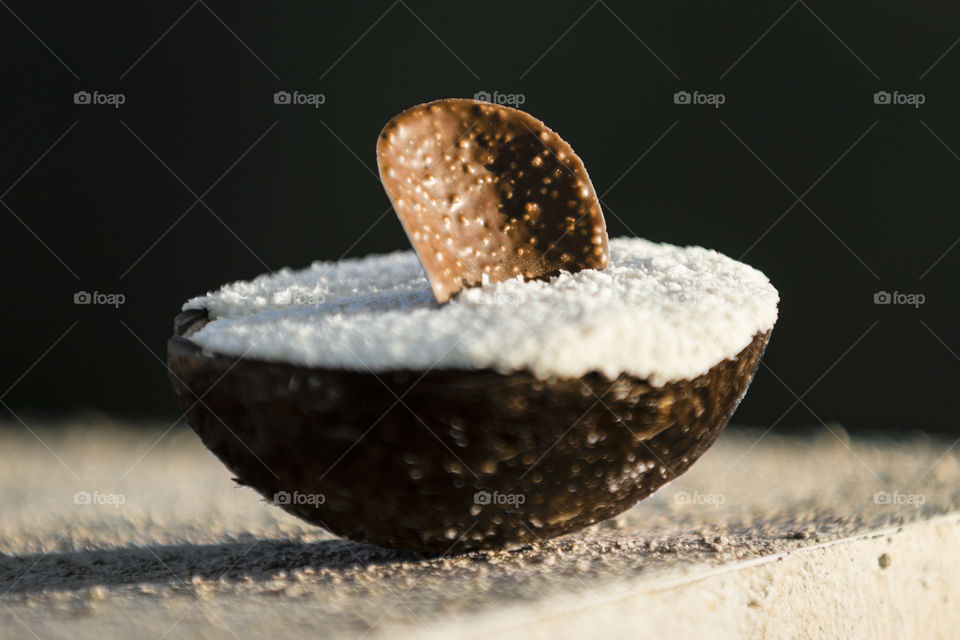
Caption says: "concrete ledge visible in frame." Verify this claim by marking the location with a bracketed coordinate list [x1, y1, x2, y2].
[0, 420, 957, 639]
[432, 514, 960, 639]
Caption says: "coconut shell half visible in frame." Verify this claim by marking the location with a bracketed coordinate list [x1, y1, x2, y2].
[168, 308, 770, 553]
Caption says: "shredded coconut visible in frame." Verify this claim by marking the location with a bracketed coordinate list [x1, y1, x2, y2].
[183, 237, 778, 385]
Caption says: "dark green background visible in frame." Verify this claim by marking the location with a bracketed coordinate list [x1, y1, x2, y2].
[1, 1, 958, 432]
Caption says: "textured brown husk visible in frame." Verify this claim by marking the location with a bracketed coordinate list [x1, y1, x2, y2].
[168, 308, 770, 553]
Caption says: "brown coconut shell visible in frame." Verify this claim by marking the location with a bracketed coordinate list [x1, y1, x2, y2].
[168, 308, 770, 553]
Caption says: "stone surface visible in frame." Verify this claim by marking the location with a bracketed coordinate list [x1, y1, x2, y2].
[0, 419, 957, 639]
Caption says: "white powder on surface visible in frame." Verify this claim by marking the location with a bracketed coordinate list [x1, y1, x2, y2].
[183, 237, 779, 385]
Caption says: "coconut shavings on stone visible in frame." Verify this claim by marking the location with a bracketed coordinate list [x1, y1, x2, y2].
[183, 237, 778, 385]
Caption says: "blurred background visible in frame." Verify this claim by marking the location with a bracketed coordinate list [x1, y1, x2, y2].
[0, 1, 957, 433]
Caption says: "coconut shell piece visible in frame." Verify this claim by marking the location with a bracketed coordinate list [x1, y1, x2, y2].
[168, 308, 770, 554]
[377, 99, 608, 303]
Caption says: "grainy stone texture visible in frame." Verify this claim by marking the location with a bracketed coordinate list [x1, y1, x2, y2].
[0, 419, 957, 639]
